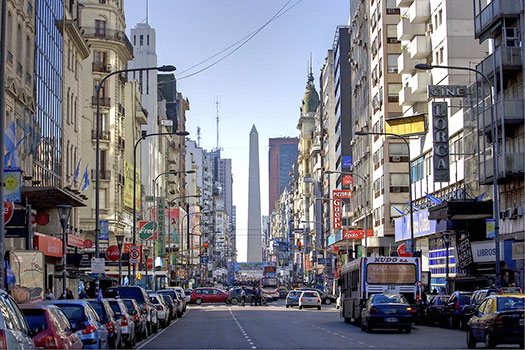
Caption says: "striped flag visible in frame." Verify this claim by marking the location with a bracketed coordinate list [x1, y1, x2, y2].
[4, 122, 18, 168]
[81, 166, 90, 191]
[425, 192, 442, 204]
[73, 159, 81, 182]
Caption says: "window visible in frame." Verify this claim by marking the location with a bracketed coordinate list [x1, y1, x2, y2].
[390, 173, 409, 192]
[411, 156, 424, 182]
[133, 35, 136, 46]
[94, 51, 106, 67]
[387, 54, 398, 73]
[94, 80, 105, 97]
[147, 34, 150, 45]
[94, 20, 106, 37]
[378, 57, 383, 77]
[390, 203, 405, 218]
[387, 83, 402, 103]
[386, 0, 400, 14]
[386, 25, 398, 43]
[378, 29, 382, 48]
[438, 9, 443, 26]
[388, 143, 408, 162]
[140, 35, 143, 46]
[439, 47, 444, 64]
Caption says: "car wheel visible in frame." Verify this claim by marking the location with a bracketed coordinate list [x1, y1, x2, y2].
[285, 305, 289, 308]
[317, 306, 321, 310]
[195, 298, 203, 305]
[231, 298, 239, 305]
[466, 330, 477, 349]
[324, 298, 332, 305]
[485, 332, 496, 349]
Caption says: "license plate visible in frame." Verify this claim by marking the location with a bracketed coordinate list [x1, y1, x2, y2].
[520, 319, 524, 326]
[386, 318, 398, 322]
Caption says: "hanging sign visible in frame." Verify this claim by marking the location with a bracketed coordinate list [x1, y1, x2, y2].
[4, 169, 21, 202]
[432, 102, 450, 182]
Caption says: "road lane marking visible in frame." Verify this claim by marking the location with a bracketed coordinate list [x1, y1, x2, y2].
[229, 307, 257, 349]
[136, 309, 187, 349]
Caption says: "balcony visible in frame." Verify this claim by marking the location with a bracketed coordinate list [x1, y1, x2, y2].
[92, 62, 111, 73]
[482, 99, 524, 133]
[410, 35, 431, 59]
[396, 0, 414, 8]
[474, 0, 521, 40]
[91, 169, 112, 181]
[397, 17, 425, 41]
[399, 86, 427, 106]
[409, 71, 431, 93]
[91, 130, 111, 141]
[409, 0, 430, 24]
[82, 27, 133, 57]
[91, 96, 111, 107]
[476, 46, 522, 79]
[480, 152, 525, 184]
[398, 51, 425, 74]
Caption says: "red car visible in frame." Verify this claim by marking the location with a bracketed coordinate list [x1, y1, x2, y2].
[190, 288, 228, 304]
[20, 304, 83, 349]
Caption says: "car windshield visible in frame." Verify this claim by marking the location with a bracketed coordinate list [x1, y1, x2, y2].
[372, 294, 408, 304]
[497, 297, 525, 311]
[185, 291, 192, 296]
[150, 297, 160, 304]
[113, 288, 146, 304]
[108, 302, 122, 318]
[21, 309, 48, 332]
[56, 305, 87, 322]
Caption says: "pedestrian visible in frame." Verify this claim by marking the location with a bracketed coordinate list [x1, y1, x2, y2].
[66, 289, 74, 299]
[240, 286, 246, 306]
[250, 286, 257, 306]
[256, 286, 262, 306]
[45, 288, 55, 300]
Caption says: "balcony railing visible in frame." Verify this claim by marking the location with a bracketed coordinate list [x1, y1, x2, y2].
[482, 99, 524, 133]
[91, 130, 111, 140]
[92, 62, 111, 73]
[474, 0, 521, 40]
[480, 152, 524, 184]
[82, 27, 133, 56]
[92, 96, 111, 107]
[91, 169, 112, 180]
[477, 46, 522, 78]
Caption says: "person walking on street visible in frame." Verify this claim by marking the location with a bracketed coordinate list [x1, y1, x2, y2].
[66, 289, 74, 299]
[240, 286, 246, 306]
[256, 286, 262, 306]
[250, 286, 257, 306]
[45, 288, 55, 300]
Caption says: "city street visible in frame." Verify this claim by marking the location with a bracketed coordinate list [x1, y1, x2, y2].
[137, 301, 470, 349]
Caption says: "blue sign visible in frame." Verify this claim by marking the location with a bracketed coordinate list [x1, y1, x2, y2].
[200, 256, 209, 264]
[317, 258, 327, 264]
[486, 219, 496, 239]
[342, 156, 353, 168]
[99, 220, 109, 241]
[394, 209, 448, 242]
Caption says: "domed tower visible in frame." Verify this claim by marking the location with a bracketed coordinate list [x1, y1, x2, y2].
[301, 71, 320, 115]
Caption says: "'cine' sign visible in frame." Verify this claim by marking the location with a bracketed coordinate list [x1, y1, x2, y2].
[428, 85, 467, 98]
[432, 102, 450, 182]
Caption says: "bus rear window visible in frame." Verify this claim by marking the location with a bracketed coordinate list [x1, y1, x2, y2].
[261, 278, 277, 286]
[366, 263, 416, 284]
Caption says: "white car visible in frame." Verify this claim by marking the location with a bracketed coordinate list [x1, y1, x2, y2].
[298, 291, 322, 310]
[149, 294, 170, 328]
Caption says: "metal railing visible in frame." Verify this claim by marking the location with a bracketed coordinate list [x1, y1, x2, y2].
[477, 47, 522, 78]
[82, 27, 133, 55]
[91, 130, 110, 140]
[474, 0, 521, 38]
[91, 96, 111, 107]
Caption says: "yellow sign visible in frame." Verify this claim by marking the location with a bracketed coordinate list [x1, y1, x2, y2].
[124, 161, 141, 211]
[137, 273, 143, 280]
[385, 114, 427, 136]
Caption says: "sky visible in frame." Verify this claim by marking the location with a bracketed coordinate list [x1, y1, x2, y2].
[124, 0, 349, 261]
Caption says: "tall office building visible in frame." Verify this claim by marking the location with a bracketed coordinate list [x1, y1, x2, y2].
[247, 125, 262, 262]
[268, 138, 299, 214]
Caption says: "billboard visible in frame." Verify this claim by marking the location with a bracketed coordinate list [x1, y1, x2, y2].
[124, 160, 141, 211]
[332, 190, 353, 230]
[9, 251, 45, 304]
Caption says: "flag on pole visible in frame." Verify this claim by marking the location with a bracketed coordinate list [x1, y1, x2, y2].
[393, 207, 406, 216]
[425, 192, 442, 204]
[407, 201, 420, 211]
[4, 122, 18, 168]
[81, 166, 90, 191]
[476, 192, 486, 201]
[73, 159, 81, 182]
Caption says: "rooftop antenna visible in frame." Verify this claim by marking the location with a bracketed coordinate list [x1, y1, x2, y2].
[215, 96, 220, 149]
[197, 126, 201, 148]
[146, 0, 149, 24]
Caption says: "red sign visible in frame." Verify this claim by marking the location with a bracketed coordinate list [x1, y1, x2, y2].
[67, 234, 84, 248]
[342, 175, 353, 188]
[397, 243, 412, 257]
[4, 202, 13, 225]
[342, 229, 374, 239]
[147, 258, 153, 269]
[33, 232, 62, 258]
[333, 199, 342, 229]
[106, 245, 120, 261]
[123, 243, 142, 254]
[35, 212, 50, 226]
[333, 189, 353, 199]
[84, 239, 93, 248]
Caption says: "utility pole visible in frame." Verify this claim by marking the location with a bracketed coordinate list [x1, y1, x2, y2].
[0, 0, 7, 288]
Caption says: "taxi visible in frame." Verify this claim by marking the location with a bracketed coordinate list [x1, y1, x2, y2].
[466, 293, 524, 349]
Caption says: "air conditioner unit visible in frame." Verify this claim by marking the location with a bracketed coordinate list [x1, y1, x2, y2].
[392, 186, 401, 193]
[392, 155, 401, 162]
[507, 207, 518, 219]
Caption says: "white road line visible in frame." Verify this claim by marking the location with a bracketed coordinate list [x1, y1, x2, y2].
[137, 310, 188, 349]
[229, 307, 257, 349]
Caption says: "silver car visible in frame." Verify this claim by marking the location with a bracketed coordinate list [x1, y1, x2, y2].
[0, 290, 35, 349]
[298, 291, 322, 310]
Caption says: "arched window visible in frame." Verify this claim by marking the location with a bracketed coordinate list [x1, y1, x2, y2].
[16, 23, 22, 61]
[66, 89, 70, 124]
[25, 36, 31, 73]
[6, 12, 12, 57]
[70, 93, 74, 125]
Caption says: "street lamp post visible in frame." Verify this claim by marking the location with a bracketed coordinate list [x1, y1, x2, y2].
[325, 171, 369, 257]
[301, 220, 325, 283]
[131, 130, 189, 285]
[143, 247, 150, 290]
[415, 63, 501, 288]
[57, 205, 72, 297]
[95, 65, 176, 293]
[115, 234, 125, 286]
[355, 131, 415, 255]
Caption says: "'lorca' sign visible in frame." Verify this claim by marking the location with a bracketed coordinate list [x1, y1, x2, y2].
[432, 102, 450, 182]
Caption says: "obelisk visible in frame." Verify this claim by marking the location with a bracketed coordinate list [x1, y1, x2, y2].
[247, 125, 262, 262]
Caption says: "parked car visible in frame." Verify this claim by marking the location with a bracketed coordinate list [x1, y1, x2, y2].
[0, 291, 36, 349]
[120, 298, 148, 341]
[20, 304, 83, 349]
[298, 287, 336, 305]
[278, 287, 288, 299]
[158, 289, 184, 317]
[184, 289, 192, 303]
[226, 287, 267, 305]
[466, 294, 525, 349]
[298, 290, 322, 310]
[149, 294, 170, 328]
[442, 291, 473, 329]
[461, 289, 499, 329]
[424, 294, 450, 326]
[171, 287, 188, 312]
[190, 288, 228, 304]
[86, 299, 122, 349]
[285, 290, 301, 308]
[360, 294, 412, 333]
[104, 286, 159, 335]
[47, 300, 108, 350]
[107, 299, 136, 348]
[159, 294, 177, 322]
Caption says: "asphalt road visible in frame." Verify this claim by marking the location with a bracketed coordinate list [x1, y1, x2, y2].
[135, 301, 511, 349]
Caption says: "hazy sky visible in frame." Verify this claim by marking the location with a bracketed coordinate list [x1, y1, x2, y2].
[124, 0, 349, 261]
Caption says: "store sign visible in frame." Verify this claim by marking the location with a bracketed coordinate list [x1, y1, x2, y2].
[67, 234, 84, 248]
[139, 221, 157, 240]
[332, 190, 352, 230]
[432, 102, 450, 182]
[471, 241, 504, 263]
[33, 233, 62, 258]
[428, 85, 467, 98]
[342, 229, 374, 239]
[456, 237, 473, 269]
[394, 209, 448, 242]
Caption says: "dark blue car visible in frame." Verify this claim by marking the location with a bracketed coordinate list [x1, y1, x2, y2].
[360, 294, 413, 333]
[285, 290, 301, 308]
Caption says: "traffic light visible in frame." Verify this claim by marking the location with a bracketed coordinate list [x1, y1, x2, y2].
[296, 240, 302, 251]
[203, 242, 208, 255]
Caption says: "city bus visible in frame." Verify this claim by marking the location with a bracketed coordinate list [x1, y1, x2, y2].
[339, 256, 422, 324]
[260, 264, 280, 300]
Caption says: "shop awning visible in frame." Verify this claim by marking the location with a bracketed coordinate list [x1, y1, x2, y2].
[428, 200, 493, 220]
[21, 187, 86, 209]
